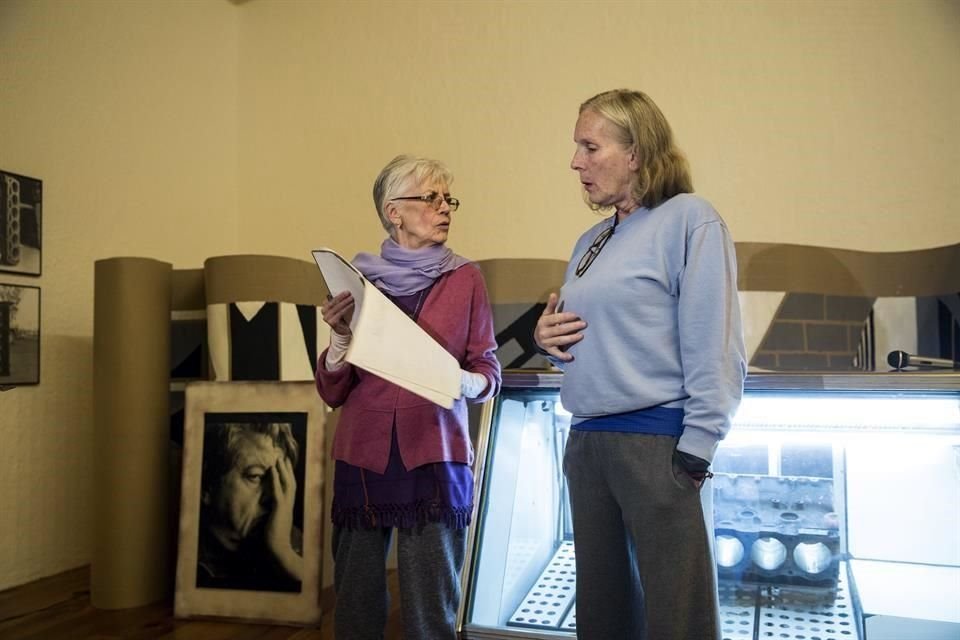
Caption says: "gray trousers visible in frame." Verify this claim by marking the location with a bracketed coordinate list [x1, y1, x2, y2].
[563, 431, 719, 640]
[332, 522, 466, 640]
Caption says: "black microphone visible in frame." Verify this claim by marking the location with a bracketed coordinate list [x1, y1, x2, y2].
[887, 350, 958, 370]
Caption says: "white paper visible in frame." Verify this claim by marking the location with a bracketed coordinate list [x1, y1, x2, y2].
[311, 248, 462, 409]
[312, 249, 365, 332]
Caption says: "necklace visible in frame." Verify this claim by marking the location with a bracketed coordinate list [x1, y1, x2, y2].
[411, 288, 428, 320]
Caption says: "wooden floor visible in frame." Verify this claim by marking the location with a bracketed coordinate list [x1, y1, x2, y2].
[0, 566, 405, 639]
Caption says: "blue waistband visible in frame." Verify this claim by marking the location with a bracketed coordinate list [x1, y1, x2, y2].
[571, 405, 684, 436]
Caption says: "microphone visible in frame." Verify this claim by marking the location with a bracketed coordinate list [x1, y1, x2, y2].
[887, 350, 958, 370]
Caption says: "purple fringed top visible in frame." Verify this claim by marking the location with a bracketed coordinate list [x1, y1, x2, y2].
[331, 428, 474, 530]
[331, 286, 474, 530]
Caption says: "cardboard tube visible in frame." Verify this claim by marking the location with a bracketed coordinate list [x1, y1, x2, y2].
[476, 258, 567, 304]
[92, 257, 172, 608]
[736, 241, 960, 296]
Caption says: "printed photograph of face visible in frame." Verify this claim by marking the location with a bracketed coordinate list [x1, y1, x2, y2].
[198, 413, 307, 593]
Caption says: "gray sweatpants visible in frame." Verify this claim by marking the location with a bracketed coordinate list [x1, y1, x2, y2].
[332, 522, 466, 640]
[563, 431, 719, 640]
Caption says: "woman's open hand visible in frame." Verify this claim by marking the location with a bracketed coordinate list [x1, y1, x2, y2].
[265, 454, 303, 581]
[534, 293, 586, 362]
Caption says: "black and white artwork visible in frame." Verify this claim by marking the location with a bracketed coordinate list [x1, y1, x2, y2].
[0, 283, 40, 386]
[208, 301, 321, 382]
[175, 381, 324, 626]
[195, 411, 307, 593]
[0, 170, 42, 276]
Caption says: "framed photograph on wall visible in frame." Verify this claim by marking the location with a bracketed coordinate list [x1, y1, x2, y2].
[0, 170, 42, 276]
[175, 381, 326, 626]
[0, 283, 40, 386]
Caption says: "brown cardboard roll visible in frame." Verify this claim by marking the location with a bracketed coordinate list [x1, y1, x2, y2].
[203, 254, 327, 306]
[92, 257, 172, 608]
[203, 255, 328, 382]
[476, 258, 567, 305]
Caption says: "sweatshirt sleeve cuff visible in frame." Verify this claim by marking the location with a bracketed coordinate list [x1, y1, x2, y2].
[677, 425, 722, 465]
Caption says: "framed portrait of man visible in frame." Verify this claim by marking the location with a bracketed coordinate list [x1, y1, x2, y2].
[175, 381, 326, 626]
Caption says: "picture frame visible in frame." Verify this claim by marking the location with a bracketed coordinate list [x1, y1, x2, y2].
[175, 381, 326, 626]
[0, 170, 42, 276]
[0, 283, 40, 386]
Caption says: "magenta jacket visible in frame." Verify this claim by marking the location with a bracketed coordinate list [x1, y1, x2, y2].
[315, 263, 502, 474]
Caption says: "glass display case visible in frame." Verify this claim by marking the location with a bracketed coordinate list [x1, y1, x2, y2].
[458, 372, 960, 640]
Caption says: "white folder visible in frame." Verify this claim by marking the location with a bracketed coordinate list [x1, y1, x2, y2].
[312, 248, 461, 409]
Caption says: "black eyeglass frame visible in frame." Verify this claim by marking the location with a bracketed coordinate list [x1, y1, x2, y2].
[575, 217, 619, 277]
[390, 191, 460, 212]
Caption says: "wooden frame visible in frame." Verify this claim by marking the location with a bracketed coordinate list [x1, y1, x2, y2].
[175, 381, 325, 626]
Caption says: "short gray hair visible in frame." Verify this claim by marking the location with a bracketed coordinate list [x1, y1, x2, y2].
[372, 155, 454, 233]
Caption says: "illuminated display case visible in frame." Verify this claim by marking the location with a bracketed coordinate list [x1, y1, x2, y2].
[458, 372, 960, 640]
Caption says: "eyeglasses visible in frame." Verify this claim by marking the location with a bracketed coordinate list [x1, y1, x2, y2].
[391, 191, 460, 212]
[575, 219, 618, 277]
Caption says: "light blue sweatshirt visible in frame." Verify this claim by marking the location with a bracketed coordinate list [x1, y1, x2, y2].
[557, 193, 746, 463]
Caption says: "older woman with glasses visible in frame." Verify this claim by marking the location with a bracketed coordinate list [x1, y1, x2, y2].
[316, 154, 501, 640]
[534, 90, 747, 640]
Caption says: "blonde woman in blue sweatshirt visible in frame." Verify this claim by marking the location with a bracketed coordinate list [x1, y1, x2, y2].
[534, 89, 747, 640]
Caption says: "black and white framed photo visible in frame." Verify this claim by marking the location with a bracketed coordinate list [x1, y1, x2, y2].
[175, 381, 326, 626]
[0, 170, 42, 276]
[0, 283, 40, 386]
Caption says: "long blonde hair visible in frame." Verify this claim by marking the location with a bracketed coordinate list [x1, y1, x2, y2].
[580, 89, 693, 209]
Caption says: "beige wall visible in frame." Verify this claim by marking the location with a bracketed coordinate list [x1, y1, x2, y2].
[237, 0, 960, 261]
[0, 0, 958, 591]
[0, 0, 239, 590]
